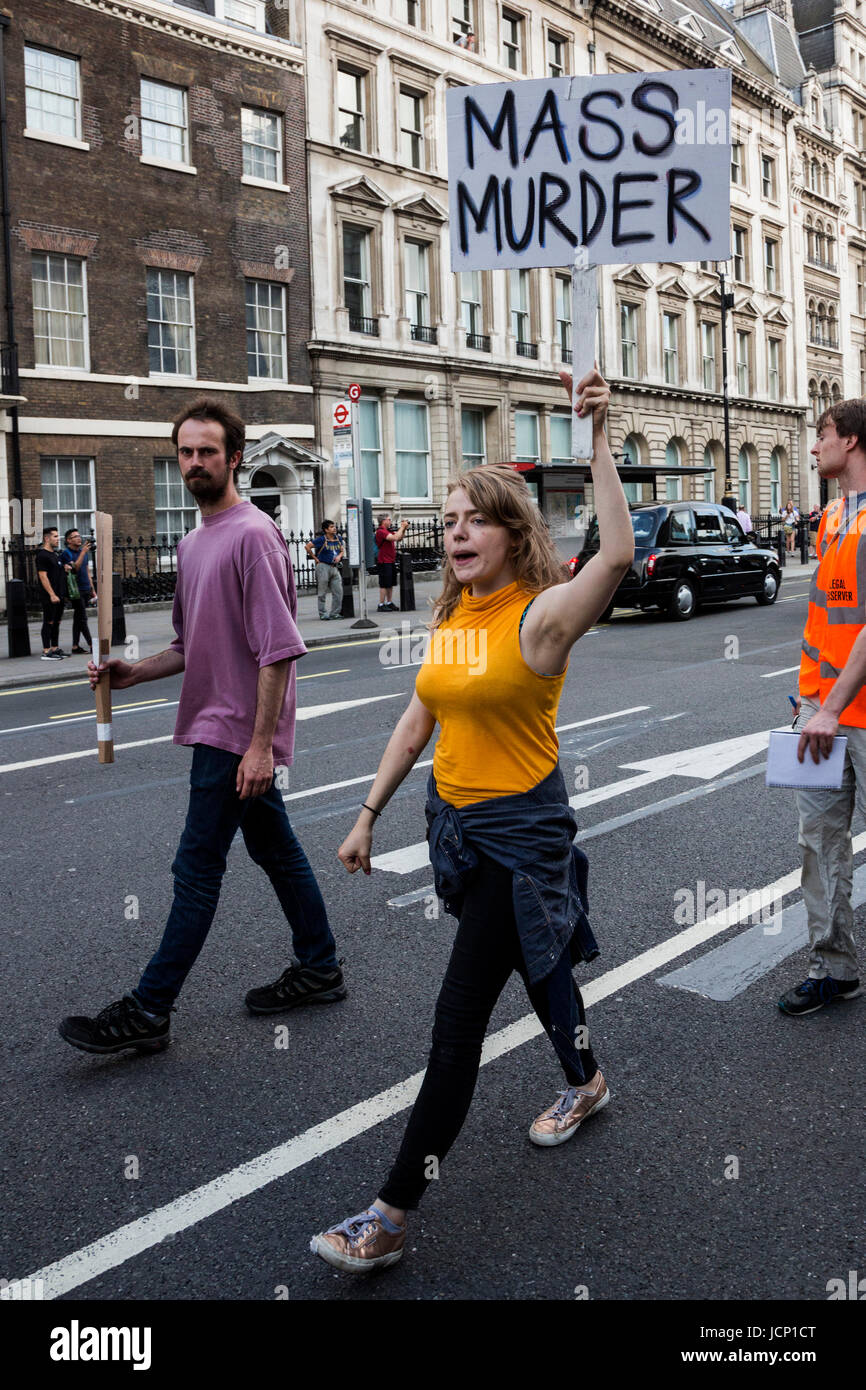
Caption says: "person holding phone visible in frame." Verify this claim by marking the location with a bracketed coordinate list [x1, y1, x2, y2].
[60, 528, 96, 654]
[309, 367, 634, 1274]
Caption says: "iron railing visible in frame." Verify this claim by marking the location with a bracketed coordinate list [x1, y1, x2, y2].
[3, 519, 446, 609]
[410, 324, 437, 344]
[466, 332, 490, 351]
[516, 340, 538, 358]
[349, 315, 379, 336]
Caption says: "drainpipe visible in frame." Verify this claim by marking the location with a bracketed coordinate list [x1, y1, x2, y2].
[0, 13, 24, 576]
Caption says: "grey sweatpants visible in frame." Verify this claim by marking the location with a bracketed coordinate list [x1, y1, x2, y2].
[794, 696, 863, 980]
[316, 561, 342, 618]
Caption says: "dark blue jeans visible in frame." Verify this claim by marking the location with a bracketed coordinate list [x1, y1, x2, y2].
[134, 744, 339, 1012]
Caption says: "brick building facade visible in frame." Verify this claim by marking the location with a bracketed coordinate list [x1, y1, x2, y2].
[0, 0, 318, 550]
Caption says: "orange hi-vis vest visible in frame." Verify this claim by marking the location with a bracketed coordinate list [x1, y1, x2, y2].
[800, 495, 866, 726]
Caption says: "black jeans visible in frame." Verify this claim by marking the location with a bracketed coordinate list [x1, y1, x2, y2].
[134, 744, 340, 1012]
[70, 594, 93, 648]
[40, 597, 64, 649]
[379, 854, 598, 1211]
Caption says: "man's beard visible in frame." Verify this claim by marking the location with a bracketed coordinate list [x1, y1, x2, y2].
[184, 465, 233, 502]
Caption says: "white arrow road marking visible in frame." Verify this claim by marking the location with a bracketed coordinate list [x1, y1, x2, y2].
[11, 841, 854, 1303]
[374, 727, 777, 874]
[0, 695, 404, 774]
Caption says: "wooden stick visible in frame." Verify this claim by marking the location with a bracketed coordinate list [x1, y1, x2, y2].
[93, 511, 114, 764]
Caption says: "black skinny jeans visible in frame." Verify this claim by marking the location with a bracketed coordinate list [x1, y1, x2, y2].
[379, 853, 598, 1211]
[40, 597, 64, 649]
[70, 594, 93, 649]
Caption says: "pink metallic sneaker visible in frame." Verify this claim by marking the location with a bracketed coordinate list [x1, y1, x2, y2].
[310, 1206, 405, 1274]
[529, 1072, 610, 1147]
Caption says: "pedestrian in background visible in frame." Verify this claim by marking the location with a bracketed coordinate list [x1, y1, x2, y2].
[310, 366, 633, 1274]
[60, 527, 96, 654]
[736, 501, 753, 538]
[35, 525, 69, 660]
[374, 512, 408, 612]
[783, 399, 866, 1016]
[305, 519, 344, 621]
[782, 498, 800, 553]
[59, 397, 346, 1057]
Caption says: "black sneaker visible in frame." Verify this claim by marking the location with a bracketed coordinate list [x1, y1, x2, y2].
[778, 976, 861, 1016]
[245, 961, 347, 1014]
[59, 994, 172, 1055]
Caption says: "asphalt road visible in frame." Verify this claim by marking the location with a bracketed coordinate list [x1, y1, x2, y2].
[2, 571, 864, 1306]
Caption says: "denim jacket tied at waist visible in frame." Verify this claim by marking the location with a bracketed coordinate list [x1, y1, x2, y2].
[425, 763, 599, 986]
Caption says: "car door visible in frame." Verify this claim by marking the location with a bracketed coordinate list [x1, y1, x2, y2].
[693, 507, 734, 598]
[723, 513, 759, 594]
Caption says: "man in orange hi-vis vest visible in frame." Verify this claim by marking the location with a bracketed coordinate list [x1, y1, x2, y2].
[782, 399, 866, 1015]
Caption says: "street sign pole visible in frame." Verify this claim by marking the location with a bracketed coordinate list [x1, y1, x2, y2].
[349, 398, 377, 629]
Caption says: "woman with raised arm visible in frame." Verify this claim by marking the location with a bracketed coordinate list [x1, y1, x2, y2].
[310, 367, 634, 1275]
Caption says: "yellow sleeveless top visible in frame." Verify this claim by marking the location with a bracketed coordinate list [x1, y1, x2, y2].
[414, 580, 568, 808]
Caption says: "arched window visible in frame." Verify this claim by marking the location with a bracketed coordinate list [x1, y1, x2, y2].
[808, 378, 818, 419]
[702, 443, 717, 502]
[769, 448, 783, 512]
[818, 301, 828, 339]
[808, 298, 817, 339]
[811, 95, 819, 123]
[832, 381, 842, 402]
[828, 304, 838, 346]
[810, 157, 820, 189]
[827, 228, 836, 267]
[824, 163, 831, 196]
[621, 434, 641, 503]
[737, 446, 751, 509]
[820, 378, 831, 411]
[665, 439, 683, 500]
[805, 215, 814, 260]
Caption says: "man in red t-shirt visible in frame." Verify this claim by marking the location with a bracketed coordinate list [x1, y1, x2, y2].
[374, 513, 408, 612]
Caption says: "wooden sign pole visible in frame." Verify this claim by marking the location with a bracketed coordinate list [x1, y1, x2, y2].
[93, 511, 114, 764]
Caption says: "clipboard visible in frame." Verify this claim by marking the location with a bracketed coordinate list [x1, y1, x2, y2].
[765, 729, 846, 790]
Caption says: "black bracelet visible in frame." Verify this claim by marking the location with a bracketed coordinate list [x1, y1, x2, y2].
[362, 803, 381, 819]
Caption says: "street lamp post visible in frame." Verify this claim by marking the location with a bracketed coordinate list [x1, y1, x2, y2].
[718, 262, 736, 501]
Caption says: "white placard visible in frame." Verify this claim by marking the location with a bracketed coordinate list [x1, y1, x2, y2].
[571, 253, 598, 461]
[447, 69, 731, 271]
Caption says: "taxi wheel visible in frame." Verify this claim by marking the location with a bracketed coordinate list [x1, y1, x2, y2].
[668, 578, 698, 621]
[756, 570, 780, 606]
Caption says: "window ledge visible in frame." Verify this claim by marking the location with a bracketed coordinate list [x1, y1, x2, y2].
[241, 174, 292, 194]
[139, 155, 197, 175]
[24, 128, 90, 151]
[30, 364, 91, 378]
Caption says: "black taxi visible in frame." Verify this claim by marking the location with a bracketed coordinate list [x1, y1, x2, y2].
[572, 502, 783, 621]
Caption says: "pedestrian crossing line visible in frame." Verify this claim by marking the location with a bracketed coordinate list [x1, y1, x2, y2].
[11, 842, 856, 1302]
[760, 666, 800, 679]
[50, 698, 169, 720]
[0, 695, 405, 773]
[278, 707, 651, 806]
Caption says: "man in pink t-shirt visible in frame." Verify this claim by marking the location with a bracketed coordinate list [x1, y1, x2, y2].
[59, 398, 346, 1057]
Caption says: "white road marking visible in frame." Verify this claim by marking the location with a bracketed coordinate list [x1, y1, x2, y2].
[373, 727, 773, 874]
[0, 695, 405, 774]
[760, 666, 800, 679]
[369, 706, 661, 867]
[13, 841, 853, 1303]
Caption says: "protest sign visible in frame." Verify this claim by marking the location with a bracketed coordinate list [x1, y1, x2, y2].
[447, 69, 731, 271]
[447, 68, 731, 457]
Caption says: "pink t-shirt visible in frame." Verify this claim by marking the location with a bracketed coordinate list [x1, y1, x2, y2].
[169, 500, 307, 763]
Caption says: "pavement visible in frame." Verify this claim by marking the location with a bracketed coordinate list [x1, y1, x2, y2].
[0, 576, 443, 690]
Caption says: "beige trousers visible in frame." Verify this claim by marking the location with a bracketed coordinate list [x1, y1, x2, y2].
[794, 696, 863, 980]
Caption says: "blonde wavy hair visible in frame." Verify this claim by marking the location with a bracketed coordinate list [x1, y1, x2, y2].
[431, 463, 568, 628]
